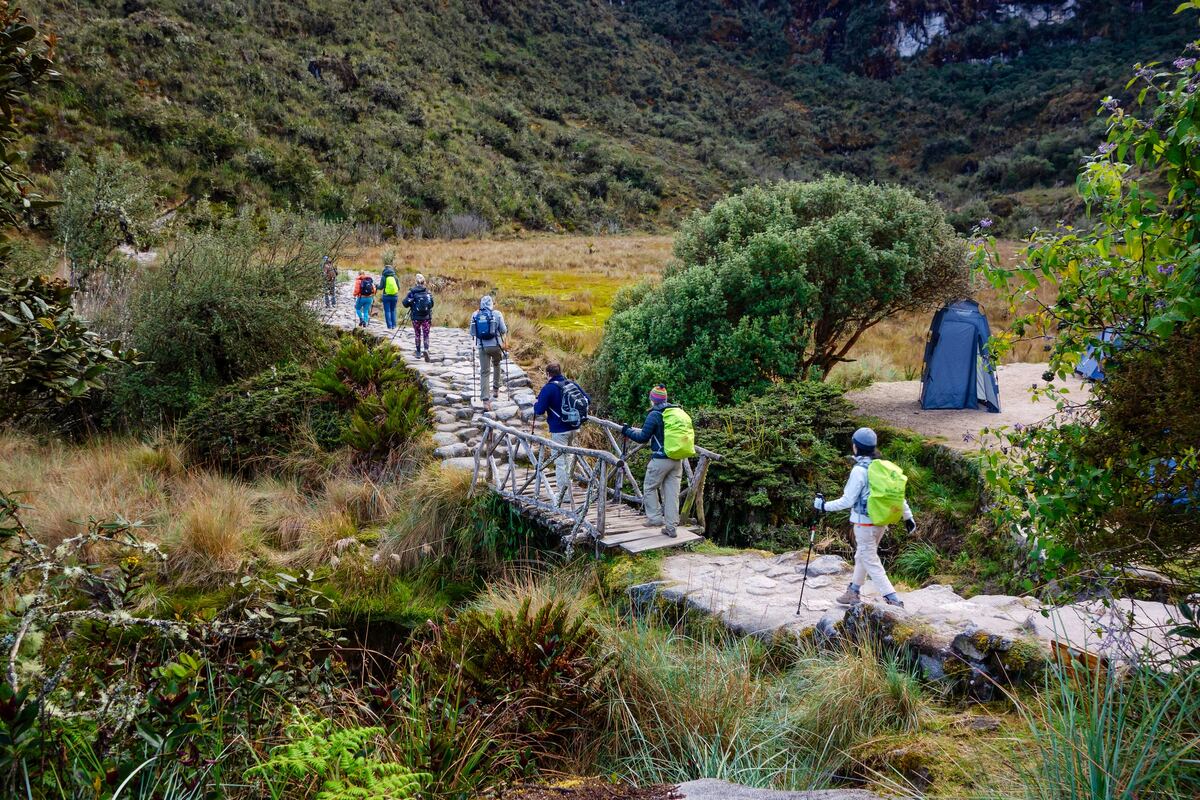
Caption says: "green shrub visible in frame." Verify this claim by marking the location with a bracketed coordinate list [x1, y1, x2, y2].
[416, 596, 609, 761]
[178, 362, 326, 473]
[893, 542, 941, 584]
[122, 212, 340, 423]
[592, 177, 969, 420]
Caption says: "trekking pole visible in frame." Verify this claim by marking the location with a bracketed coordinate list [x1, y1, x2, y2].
[796, 493, 824, 615]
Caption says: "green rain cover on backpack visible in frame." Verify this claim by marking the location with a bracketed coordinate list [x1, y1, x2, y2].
[866, 459, 907, 525]
[661, 406, 696, 460]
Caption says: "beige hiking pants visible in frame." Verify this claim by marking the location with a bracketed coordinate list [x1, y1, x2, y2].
[851, 523, 896, 597]
[551, 431, 576, 505]
[643, 457, 683, 528]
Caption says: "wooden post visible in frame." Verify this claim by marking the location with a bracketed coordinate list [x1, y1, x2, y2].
[596, 460, 607, 539]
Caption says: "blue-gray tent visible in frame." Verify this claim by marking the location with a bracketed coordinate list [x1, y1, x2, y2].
[919, 300, 1001, 412]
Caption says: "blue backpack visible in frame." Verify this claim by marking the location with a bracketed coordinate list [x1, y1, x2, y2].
[475, 309, 495, 339]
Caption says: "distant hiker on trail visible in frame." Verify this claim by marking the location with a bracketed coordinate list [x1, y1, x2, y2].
[533, 362, 591, 506]
[402, 273, 434, 361]
[816, 427, 915, 609]
[379, 264, 401, 330]
[621, 385, 696, 538]
[469, 295, 508, 410]
[322, 256, 337, 308]
[352, 270, 375, 327]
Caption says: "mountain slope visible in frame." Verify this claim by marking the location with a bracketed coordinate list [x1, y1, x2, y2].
[20, 0, 1197, 234]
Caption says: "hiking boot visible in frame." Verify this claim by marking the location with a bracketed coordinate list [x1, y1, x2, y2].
[662, 524, 677, 538]
[835, 588, 861, 606]
[884, 596, 905, 608]
[423, 351, 431, 362]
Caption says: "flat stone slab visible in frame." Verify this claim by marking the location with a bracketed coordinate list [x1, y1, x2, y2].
[656, 550, 1189, 673]
[677, 780, 884, 800]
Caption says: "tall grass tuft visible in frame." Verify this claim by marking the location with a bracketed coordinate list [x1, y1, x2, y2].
[376, 463, 484, 574]
[167, 475, 259, 585]
[1017, 662, 1200, 799]
[894, 542, 941, 584]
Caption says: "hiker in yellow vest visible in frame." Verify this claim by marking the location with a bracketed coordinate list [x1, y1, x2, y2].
[379, 264, 401, 330]
[621, 385, 695, 538]
[816, 427, 916, 608]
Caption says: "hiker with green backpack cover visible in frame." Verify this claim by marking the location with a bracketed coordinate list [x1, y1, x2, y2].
[621, 385, 696, 538]
[815, 427, 916, 608]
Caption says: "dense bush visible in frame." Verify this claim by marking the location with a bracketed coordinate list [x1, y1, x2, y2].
[181, 333, 429, 473]
[594, 177, 968, 419]
[415, 595, 609, 767]
[115, 212, 341, 424]
[981, 30, 1200, 592]
[696, 380, 982, 555]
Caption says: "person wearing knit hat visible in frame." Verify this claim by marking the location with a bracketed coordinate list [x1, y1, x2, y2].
[814, 426, 916, 608]
[621, 385, 684, 537]
[403, 273, 435, 361]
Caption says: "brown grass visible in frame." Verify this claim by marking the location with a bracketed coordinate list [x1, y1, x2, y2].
[167, 475, 259, 585]
[347, 236, 1048, 385]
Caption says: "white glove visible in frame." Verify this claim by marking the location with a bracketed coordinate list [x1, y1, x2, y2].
[813, 497, 825, 512]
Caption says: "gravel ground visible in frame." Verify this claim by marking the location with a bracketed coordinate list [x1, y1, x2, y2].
[846, 362, 1091, 451]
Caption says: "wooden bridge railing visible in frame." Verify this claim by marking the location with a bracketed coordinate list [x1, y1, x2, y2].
[468, 415, 722, 546]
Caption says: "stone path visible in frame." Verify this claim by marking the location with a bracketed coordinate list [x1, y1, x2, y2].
[639, 550, 1188, 689]
[320, 278, 536, 470]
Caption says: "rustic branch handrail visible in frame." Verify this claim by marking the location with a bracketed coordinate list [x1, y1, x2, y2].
[468, 412, 724, 551]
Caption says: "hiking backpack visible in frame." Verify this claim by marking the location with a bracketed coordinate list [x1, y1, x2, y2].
[865, 460, 908, 526]
[474, 308, 495, 339]
[412, 290, 434, 315]
[661, 406, 696, 460]
[383, 274, 399, 295]
[558, 380, 590, 429]
[323, 263, 337, 282]
[359, 276, 375, 296]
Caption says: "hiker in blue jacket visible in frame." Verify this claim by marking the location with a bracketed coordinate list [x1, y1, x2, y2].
[533, 362, 590, 506]
[469, 295, 508, 410]
[621, 385, 681, 537]
[817, 427, 916, 608]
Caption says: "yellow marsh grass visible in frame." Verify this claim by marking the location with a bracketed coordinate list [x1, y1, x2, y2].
[0, 433, 398, 584]
[167, 474, 259, 585]
[348, 236, 1048, 382]
[377, 463, 477, 572]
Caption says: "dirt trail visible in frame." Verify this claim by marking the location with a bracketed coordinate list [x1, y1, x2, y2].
[846, 362, 1091, 450]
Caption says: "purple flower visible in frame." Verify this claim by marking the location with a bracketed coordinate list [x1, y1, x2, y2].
[979, 217, 993, 229]
[1102, 96, 1120, 112]
[1097, 142, 1116, 155]
[1014, 422, 1024, 433]
[1154, 300, 1167, 310]
[1135, 66, 1156, 80]
[1174, 57, 1197, 70]
[1158, 263, 1176, 276]
[1098, 268, 1115, 278]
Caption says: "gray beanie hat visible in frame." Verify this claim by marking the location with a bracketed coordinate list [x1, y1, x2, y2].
[852, 427, 878, 451]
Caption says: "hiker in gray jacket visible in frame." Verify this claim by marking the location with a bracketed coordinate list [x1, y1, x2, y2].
[469, 295, 508, 409]
[817, 427, 915, 608]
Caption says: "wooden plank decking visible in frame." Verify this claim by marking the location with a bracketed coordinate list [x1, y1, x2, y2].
[491, 462, 702, 554]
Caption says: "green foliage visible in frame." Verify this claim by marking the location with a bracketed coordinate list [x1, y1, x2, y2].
[117, 212, 342, 423]
[246, 716, 428, 800]
[893, 542, 941, 584]
[54, 151, 157, 290]
[0, 3, 55, 239]
[178, 362, 325, 473]
[0, 274, 134, 426]
[1018, 662, 1200, 799]
[593, 178, 968, 419]
[313, 333, 430, 458]
[19, 1, 1197, 232]
[417, 596, 609, 759]
[980, 28, 1200, 590]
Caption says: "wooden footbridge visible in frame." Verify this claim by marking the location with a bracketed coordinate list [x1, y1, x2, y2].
[468, 416, 722, 555]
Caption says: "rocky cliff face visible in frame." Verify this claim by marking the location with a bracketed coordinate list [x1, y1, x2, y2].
[634, 0, 1147, 77]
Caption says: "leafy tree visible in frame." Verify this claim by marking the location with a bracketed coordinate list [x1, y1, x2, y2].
[0, 5, 131, 427]
[980, 20, 1200, 591]
[0, 275, 133, 424]
[54, 151, 157, 290]
[593, 177, 969, 419]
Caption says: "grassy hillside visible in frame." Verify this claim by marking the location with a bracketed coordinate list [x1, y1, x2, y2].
[19, 0, 1197, 234]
